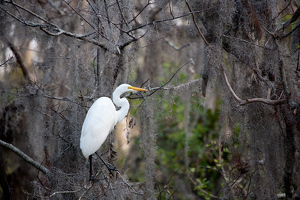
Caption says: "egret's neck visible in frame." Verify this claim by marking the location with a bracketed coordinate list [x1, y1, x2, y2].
[113, 94, 130, 123]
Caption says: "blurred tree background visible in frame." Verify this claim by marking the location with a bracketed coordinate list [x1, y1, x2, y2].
[1, 0, 300, 199]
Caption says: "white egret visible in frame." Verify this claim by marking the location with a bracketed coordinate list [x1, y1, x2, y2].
[80, 84, 147, 180]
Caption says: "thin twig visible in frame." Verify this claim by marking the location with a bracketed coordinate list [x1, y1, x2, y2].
[62, 0, 109, 40]
[222, 34, 270, 49]
[244, 168, 259, 199]
[281, 6, 300, 29]
[4, 37, 30, 80]
[49, 188, 83, 198]
[146, 60, 192, 96]
[272, 1, 291, 20]
[129, 79, 200, 100]
[0, 56, 14, 67]
[185, 0, 209, 46]
[281, 23, 300, 39]
[169, 0, 175, 18]
[127, 10, 209, 33]
[167, 185, 180, 200]
[128, 0, 152, 24]
[115, 0, 129, 27]
[164, 39, 190, 51]
[79, 182, 94, 200]
[149, 78, 200, 92]
[116, 171, 143, 195]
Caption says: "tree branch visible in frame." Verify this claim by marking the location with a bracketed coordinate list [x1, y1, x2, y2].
[222, 34, 270, 49]
[129, 63, 199, 102]
[164, 39, 190, 51]
[127, 10, 207, 33]
[62, 0, 109, 40]
[220, 64, 285, 106]
[0, 56, 14, 67]
[5, 38, 30, 81]
[1, 1, 110, 51]
[49, 188, 83, 198]
[281, 6, 300, 29]
[0, 139, 50, 175]
[127, 0, 152, 24]
[145, 59, 193, 96]
[185, 0, 209, 46]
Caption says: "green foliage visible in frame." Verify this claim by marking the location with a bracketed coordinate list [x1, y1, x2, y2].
[155, 91, 222, 199]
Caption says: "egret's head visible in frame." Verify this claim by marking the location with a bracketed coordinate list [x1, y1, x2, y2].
[116, 84, 147, 93]
[114, 84, 147, 98]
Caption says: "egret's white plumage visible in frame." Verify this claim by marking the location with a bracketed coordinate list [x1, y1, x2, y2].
[80, 84, 147, 159]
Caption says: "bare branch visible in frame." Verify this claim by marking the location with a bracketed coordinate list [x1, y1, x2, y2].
[62, 0, 109, 40]
[281, 6, 300, 29]
[164, 39, 190, 51]
[0, 139, 50, 175]
[169, 0, 175, 19]
[185, 0, 209, 46]
[1, 1, 110, 51]
[222, 34, 270, 49]
[146, 59, 193, 96]
[127, 10, 208, 33]
[0, 56, 14, 67]
[220, 64, 285, 106]
[115, 0, 129, 27]
[272, 1, 291, 20]
[49, 188, 83, 198]
[116, 171, 143, 195]
[149, 78, 200, 92]
[281, 23, 300, 39]
[5, 38, 30, 81]
[127, 0, 152, 24]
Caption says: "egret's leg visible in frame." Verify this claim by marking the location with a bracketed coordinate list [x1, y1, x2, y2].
[89, 155, 93, 181]
[95, 152, 118, 176]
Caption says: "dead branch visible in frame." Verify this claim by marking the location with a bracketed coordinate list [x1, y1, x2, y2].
[220, 64, 285, 106]
[185, 0, 209, 46]
[0, 139, 50, 175]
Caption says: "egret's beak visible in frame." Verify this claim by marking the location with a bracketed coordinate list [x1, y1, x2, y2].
[129, 86, 147, 91]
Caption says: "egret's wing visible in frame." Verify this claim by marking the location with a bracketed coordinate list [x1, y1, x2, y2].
[80, 97, 117, 158]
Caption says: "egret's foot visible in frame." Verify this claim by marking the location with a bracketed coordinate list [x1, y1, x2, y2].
[106, 163, 119, 177]
[94, 152, 119, 177]
[107, 164, 118, 171]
